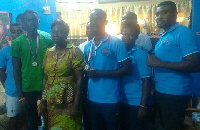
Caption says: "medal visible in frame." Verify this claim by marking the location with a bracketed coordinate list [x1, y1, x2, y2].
[84, 64, 90, 70]
[26, 32, 40, 67]
[32, 61, 38, 67]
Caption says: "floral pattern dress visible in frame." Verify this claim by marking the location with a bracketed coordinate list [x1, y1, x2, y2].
[42, 44, 85, 130]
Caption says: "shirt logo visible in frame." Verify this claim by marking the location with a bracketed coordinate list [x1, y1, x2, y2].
[102, 48, 108, 54]
[163, 39, 169, 45]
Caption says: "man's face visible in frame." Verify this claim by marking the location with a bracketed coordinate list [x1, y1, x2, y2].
[156, 5, 176, 30]
[0, 20, 4, 36]
[24, 13, 39, 33]
[11, 26, 23, 40]
[90, 11, 107, 33]
[121, 27, 137, 47]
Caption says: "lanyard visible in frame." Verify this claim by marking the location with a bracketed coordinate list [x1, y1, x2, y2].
[88, 38, 103, 62]
[25, 32, 40, 60]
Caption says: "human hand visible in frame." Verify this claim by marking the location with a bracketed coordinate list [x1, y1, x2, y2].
[85, 69, 100, 78]
[147, 55, 162, 67]
[137, 106, 147, 120]
[19, 97, 26, 107]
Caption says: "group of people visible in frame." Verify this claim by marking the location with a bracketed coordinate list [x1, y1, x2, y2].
[0, 1, 200, 130]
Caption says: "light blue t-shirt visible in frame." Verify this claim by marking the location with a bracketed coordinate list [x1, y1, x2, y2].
[0, 45, 18, 97]
[84, 34, 128, 103]
[154, 23, 199, 95]
[121, 47, 151, 105]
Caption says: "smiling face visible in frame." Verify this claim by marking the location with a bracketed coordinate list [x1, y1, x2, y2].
[24, 13, 39, 33]
[156, 5, 177, 31]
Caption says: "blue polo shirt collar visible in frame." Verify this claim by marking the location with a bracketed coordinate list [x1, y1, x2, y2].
[161, 23, 180, 37]
[128, 46, 138, 55]
[92, 33, 110, 45]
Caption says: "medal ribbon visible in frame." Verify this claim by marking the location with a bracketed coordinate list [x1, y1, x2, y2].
[26, 32, 40, 60]
[87, 38, 103, 62]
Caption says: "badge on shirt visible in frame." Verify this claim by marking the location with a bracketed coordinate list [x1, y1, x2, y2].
[163, 39, 169, 45]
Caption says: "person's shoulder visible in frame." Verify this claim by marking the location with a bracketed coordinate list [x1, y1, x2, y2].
[176, 24, 191, 32]
[109, 35, 124, 44]
[135, 48, 149, 57]
[38, 30, 51, 38]
[12, 34, 26, 43]
[39, 34, 52, 41]
[0, 45, 10, 54]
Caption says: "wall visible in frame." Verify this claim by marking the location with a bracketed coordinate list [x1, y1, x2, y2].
[0, 0, 56, 33]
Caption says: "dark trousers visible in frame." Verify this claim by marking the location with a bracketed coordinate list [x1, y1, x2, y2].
[23, 92, 41, 130]
[155, 91, 191, 130]
[120, 103, 147, 130]
[88, 100, 120, 130]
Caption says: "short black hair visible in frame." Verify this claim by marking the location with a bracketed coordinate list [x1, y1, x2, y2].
[158, 1, 177, 13]
[16, 13, 24, 22]
[91, 9, 107, 20]
[122, 11, 137, 21]
[23, 9, 39, 20]
[51, 19, 70, 36]
[121, 22, 140, 37]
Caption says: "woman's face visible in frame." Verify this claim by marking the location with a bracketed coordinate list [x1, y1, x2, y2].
[51, 24, 68, 45]
[0, 20, 4, 36]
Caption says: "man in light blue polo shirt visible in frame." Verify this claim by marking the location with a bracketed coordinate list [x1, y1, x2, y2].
[84, 9, 131, 130]
[147, 1, 200, 130]
[120, 22, 151, 130]
[0, 23, 23, 129]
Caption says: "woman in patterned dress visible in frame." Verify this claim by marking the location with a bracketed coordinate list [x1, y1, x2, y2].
[41, 19, 85, 130]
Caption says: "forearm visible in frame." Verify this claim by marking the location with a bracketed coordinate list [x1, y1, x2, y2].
[87, 58, 132, 78]
[12, 57, 23, 98]
[140, 77, 151, 107]
[0, 68, 6, 88]
[159, 60, 200, 73]
[74, 71, 83, 106]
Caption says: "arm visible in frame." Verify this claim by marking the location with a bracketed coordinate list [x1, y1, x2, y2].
[138, 77, 151, 119]
[12, 57, 23, 99]
[70, 70, 83, 119]
[0, 68, 6, 88]
[147, 53, 200, 73]
[85, 58, 132, 78]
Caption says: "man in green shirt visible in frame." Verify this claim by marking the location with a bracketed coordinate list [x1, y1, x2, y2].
[10, 9, 54, 130]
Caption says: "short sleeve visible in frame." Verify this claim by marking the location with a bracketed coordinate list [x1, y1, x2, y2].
[10, 38, 21, 58]
[72, 47, 86, 71]
[136, 50, 151, 78]
[179, 27, 199, 57]
[0, 47, 7, 68]
[115, 39, 128, 62]
[136, 34, 152, 52]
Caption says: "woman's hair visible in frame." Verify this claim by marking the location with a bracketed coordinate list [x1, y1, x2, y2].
[51, 19, 70, 36]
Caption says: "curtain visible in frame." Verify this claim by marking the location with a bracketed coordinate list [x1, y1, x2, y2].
[58, 0, 191, 37]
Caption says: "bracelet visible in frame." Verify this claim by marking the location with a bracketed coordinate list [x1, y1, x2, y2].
[140, 105, 147, 109]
